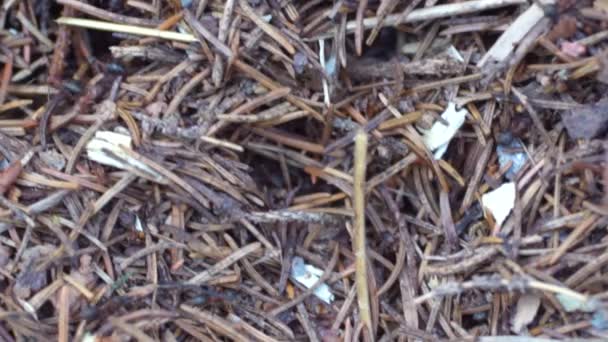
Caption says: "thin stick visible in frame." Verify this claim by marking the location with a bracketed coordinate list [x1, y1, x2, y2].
[187, 242, 261, 285]
[355, 0, 368, 56]
[58, 286, 70, 342]
[0, 47, 13, 106]
[109, 318, 156, 342]
[200, 135, 244, 152]
[296, 303, 320, 342]
[377, 235, 406, 296]
[19, 172, 80, 190]
[119, 147, 210, 207]
[211, 0, 236, 86]
[165, 69, 209, 117]
[312, 0, 527, 40]
[407, 73, 482, 93]
[548, 215, 601, 265]
[180, 305, 250, 342]
[63, 274, 95, 300]
[511, 86, 554, 149]
[183, 9, 233, 58]
[413, 275, 589, 306]
[353, 130, 373, 338]
[56, 0, 159, 27]
[366, 0, 401, 46]
[223, 87, 291, 117]
[56, 17, 195, 43]
[233, 60, 323, 122]
[65, 119, 107, 174]
[15, 12, 54, 50]
[424, 247, 499, 276]
[251, 127, 327, 155]
[239, 0, 295, 54]
[62, 173, 138, 254]
[366, 154, 417, 192]
[118, 241, 180, 270]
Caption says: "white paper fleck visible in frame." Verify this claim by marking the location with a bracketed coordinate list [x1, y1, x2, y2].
[319, 39, 333, 107]
[135, 216, 144, 232]
[86, 131, 132, 170]
[556, 293, 598, 313]
[86, 131, 163, 182]
[81, 333, 97, 342]
[291, 257, 334, 304]
[422, 103, 468, 159]
[18, 297, 38, 319]
[482, 182, 516, 227]
[511, 294, 541, 333]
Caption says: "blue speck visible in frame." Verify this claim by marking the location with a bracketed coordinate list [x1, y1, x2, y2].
[497, 139, 527, 180]
[592, 309, 608, 330]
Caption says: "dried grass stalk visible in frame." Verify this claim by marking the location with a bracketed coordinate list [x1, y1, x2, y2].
[353, 130, 373, 339]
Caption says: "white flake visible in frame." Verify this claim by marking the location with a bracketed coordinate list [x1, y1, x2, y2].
[135, 216, 144, 232]
[86, 131, 163, 182]
[86, 131, 132, 170]
[422, 103, 468, 159]
[291, 257, 334, 304]
[481, 182, 516, 227]
[447, 45, 464, 63]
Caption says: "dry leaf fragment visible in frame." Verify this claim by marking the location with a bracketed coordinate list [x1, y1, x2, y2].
[511, 294, 541, 333]
[293, 52, 308, 74]
[545, 15, 577, 42]
[145, 101, 167, 118]
[0, 160, 22, 194]
[560, 41, 586, 58]
[561, 98, 608, 140]
[14, 244, 55, 299]
[39, 149, 66, 170]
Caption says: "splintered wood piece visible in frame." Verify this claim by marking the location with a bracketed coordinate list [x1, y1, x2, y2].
[478, 1, 553, 67]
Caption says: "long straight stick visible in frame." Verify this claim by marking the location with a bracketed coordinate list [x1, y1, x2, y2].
[353, 130, 373, 340]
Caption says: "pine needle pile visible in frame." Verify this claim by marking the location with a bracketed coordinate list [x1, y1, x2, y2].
[1, 0, 608, 340]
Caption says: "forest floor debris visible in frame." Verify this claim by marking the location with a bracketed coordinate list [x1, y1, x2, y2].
[1, 0, 608, 341]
